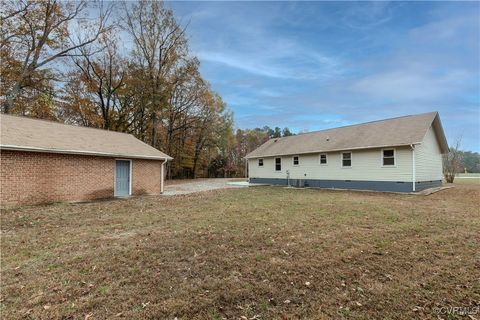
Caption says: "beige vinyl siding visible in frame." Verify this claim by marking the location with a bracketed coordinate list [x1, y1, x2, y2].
[415, 126, 443, 181]
[249, 147, 413, 182]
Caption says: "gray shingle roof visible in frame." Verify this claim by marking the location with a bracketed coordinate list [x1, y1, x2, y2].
[0, 114, 172, 160]
[246, 112, 448, 159]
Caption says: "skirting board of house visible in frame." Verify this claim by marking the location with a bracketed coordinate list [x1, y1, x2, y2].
[249, 178, 442, 193]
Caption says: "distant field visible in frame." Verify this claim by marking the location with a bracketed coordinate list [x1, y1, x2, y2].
[456, 173, 480, 177]
[2, 184, 479, 319]
[453, 173, 480, 184]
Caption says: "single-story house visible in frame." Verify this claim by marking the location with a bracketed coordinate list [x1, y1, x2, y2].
[246, 112, 448, 193]
[0, 114, 172, 206]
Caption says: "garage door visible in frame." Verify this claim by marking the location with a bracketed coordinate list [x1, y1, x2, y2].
[115, 160, 131, 197]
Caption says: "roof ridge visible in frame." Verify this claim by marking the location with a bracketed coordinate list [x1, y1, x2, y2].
[0, 113, 133, 137]
[275, 111, 438, 140]
[245, 111, 446, 159]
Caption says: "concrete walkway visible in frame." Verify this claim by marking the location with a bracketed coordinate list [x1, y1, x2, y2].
[162, 178, 248, 196]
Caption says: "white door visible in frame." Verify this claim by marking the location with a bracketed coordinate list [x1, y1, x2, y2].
[115, 160, 131, 196]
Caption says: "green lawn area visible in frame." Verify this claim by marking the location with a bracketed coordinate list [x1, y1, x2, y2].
[452, 173, 480, 185]
[2, 184, 479, 319]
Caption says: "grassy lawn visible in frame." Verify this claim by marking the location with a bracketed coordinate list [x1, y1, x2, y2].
[452, 175, 480, 185]
[2, 184, 479, 319]
[453, 178, 480, 185]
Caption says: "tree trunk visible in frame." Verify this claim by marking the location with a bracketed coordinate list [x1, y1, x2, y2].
[150, 112, 157, 148]
[3, 82, 22, 113]
[192, 138, 203, 179]
[445, 172, 455, 183]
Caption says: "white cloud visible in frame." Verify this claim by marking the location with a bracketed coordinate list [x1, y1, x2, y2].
[198, 50, 341, 80]
[199, 51, 296, 79]
[170, 1, 480, 150]
[350, 69, 474, 102]
[339, 2, 398, 30]
[176, 2, 343, 81]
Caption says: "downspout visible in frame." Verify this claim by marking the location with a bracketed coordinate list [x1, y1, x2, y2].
[410, 144, 416, 192]
[160, 159, 167, 194]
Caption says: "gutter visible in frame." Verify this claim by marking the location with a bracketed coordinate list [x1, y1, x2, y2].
[0, 144, 172, 161]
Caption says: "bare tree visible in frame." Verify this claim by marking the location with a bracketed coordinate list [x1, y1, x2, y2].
[1, 0, 240, 180]
[0, 1, 32, 48]
[1, 0, 111, 113]
[122, 0, 188, 147]
[443, 137, 462, 183]
[67, 34, 127, 130]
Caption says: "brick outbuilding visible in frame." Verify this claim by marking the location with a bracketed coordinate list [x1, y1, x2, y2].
[0, 114, 172, 206]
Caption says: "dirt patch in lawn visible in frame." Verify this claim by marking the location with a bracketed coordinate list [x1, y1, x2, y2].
[1, 184, 479, 319]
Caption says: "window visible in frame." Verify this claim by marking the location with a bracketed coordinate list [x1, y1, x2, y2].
[293, 156, 299, 166]
[275, 157, 282, 171]
[342, 152, 352, 167]
[258, 159, 264, 167]
[382, 149, 395, 166]
[320, 154, 327, 165]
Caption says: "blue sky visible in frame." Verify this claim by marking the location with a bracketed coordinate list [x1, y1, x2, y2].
[167, 1, 479, 151]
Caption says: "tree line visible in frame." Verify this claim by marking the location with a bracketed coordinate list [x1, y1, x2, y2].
[1, 0, 296, 179]
[442, 137, 479, 183]
[456, 150, 480, 173]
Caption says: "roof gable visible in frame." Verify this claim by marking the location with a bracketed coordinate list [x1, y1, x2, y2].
[246, 112, 448, 158]
[0, 114, 172, 160]
[427, 113, 449, 153]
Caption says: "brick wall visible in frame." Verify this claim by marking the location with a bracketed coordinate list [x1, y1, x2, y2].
[132, 159, 161, 195]
[0, 150, 162, 206]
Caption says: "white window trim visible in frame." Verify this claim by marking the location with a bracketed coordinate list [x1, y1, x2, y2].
[275, 157, 282, 172]
[341, 151, 352, 168]
[319, 153, 328, 165]
[114, 159, 132, 197]
[258, 158, 264, 167]
[381, 148, 396, 167]
[292, 155, 300, 166]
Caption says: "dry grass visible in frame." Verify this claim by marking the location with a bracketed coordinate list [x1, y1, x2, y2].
[452, 178, 480, 185]
[1, 184, 479, 319]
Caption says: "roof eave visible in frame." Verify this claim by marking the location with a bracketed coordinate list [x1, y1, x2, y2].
[0, 145, 173, 161]
[432, 114, 449, 154]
